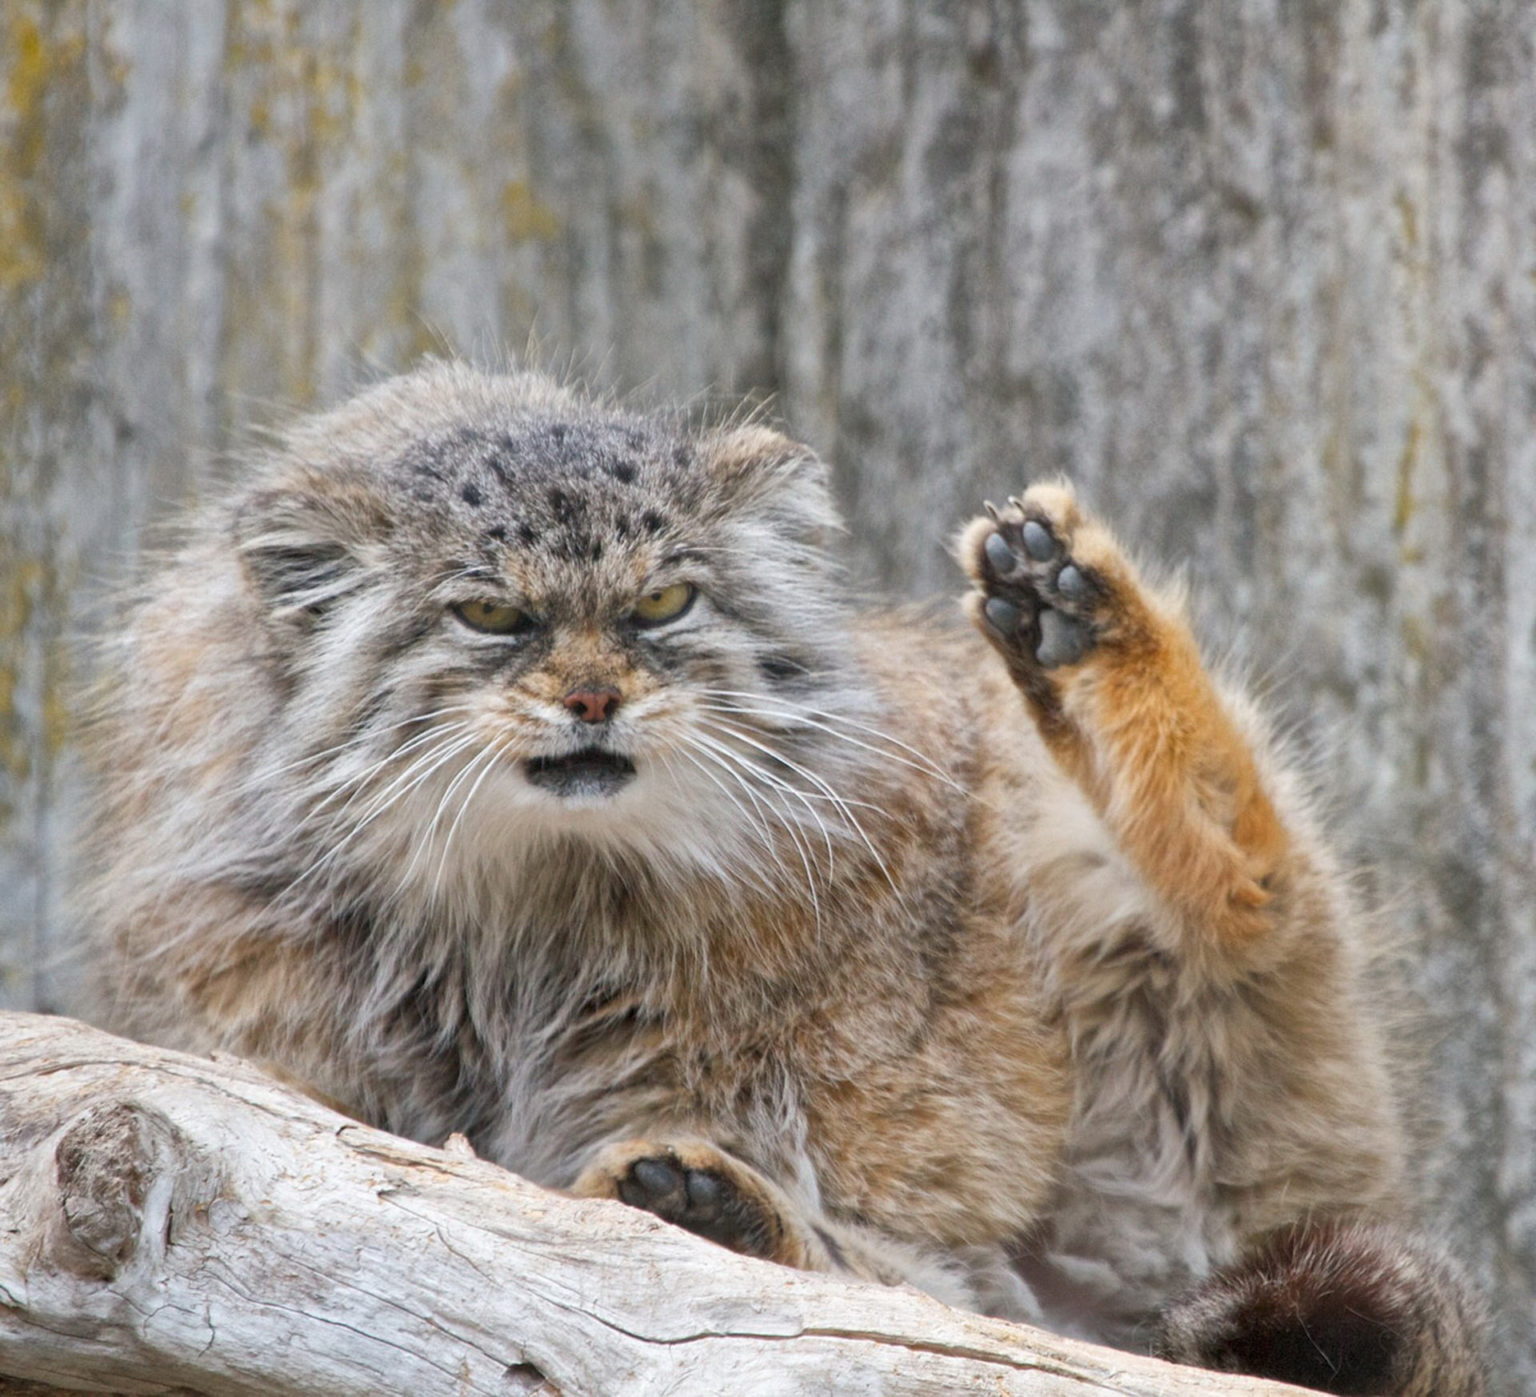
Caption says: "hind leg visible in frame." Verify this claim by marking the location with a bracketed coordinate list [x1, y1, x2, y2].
[958, 482, 1288, 945]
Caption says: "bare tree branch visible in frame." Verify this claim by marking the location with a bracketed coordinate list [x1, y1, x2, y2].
[0, 1013, 1303, 1396]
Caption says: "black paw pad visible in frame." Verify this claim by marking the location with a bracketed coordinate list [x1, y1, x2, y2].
[983, 596, 1025, 636]
[1056, 563, 1090, 601]
[984, 531, 1018, 577]
[1036, 609, 1092, 667]
[1021, 518, 1058, 562]
[977, 507, 1104, 670]
[620, 1157, 687, 1212]
[617, 1153, 774, 1257]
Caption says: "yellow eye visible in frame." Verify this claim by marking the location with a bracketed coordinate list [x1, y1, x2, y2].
[451, 599, 531, 634]
[632, 582, 696, 627]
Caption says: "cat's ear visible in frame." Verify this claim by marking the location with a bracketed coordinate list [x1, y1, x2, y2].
[698, 424, 843, 541]
[233, 467, 391, 625]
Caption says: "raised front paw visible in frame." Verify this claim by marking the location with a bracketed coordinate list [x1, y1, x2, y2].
[960, 481, 1119, 672]
[572, 1138, 816, 1267]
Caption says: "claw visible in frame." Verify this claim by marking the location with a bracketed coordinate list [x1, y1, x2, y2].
[984, 500, 1001, 521]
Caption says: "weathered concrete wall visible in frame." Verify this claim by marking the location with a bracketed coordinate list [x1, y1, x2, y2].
[2, 0, 1531, 1382]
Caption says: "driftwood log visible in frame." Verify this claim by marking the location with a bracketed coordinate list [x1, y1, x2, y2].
[0, 1011, 1308, 1397]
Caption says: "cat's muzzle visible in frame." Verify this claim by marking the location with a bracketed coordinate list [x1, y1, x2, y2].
[524, 746, 638, 799]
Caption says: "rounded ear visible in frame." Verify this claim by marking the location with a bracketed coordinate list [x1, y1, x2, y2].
[233, 468, 392, 625]
[698, 424, 843, 541]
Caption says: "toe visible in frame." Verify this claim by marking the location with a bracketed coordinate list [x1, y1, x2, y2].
[683, 1169, 727, 1217]
[1056, 563, 1090, 601]
[1021, 519, 1058, 562]
[984, 530, 1018, 577]
[984, 596, 1023, 635]
[621, 1156, 686, 1212]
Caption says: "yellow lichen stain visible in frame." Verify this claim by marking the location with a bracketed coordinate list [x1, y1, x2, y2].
[306, 56, 359, 148]
[7, 13, 47, 152]
[0, 184, 42, 291]
[502, 181, 561, 244]
[221, 2, 376, 407]
[0, 8, 84, 292]
[0, 557, 47, 787]
[5, 8, 85, 167]
[41, 633, 71, 759]
[98, 37, 132, 93]
[0, 664, 24, 784]
[226, 0, 282, 139]
[1393, 415, 1421, 537]
[1318, 422, 1352, 527]
[379, 218, 443, 364]
[1394, 189, 1418, 253]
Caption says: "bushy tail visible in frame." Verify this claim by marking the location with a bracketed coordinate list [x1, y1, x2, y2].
[1154, 1220, 1489, 1396]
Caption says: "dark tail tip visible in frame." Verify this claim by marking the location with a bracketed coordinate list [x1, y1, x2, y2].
[1154, 1219, 1489, 1396]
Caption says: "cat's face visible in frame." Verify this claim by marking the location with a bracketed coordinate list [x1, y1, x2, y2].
[234, 364, 857, 886]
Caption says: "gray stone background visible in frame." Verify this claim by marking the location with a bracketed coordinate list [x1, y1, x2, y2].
[1, 0, 1531, 1383]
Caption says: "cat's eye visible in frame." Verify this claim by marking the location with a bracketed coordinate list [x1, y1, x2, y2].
[451, 599, 532, 634]
[631, 582, 696, 627]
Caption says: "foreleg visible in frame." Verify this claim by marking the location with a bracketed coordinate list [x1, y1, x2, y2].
[959, 482, 1288, 946]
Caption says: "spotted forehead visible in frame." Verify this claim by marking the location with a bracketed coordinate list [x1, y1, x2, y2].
[391, 416, 707, 563]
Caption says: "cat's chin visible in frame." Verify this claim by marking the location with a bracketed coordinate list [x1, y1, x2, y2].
[523, 746, 638, 800]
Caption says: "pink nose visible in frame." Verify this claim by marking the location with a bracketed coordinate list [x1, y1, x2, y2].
[563, 687, 622, 724]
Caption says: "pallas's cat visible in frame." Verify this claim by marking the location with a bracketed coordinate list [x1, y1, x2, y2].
[82, 363, 1484, 1393]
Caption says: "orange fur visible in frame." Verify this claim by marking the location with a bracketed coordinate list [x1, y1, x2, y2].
[961, 485, 1288, 944]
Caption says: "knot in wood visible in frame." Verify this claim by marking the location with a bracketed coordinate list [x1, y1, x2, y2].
[55, 1101, 183, 1276]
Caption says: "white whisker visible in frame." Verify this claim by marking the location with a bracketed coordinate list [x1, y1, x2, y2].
[292, 730, 481, 889]
[680, 733, 825, 930]
[698, 715, 903, 901]
[410, 736, 504, 869]
[259, 703, 478, 781]
[664, 743, 781, 894]
[699, 688, 963, 790]
[430, 740, 509, 899]
[689, 727, 837, 875]
[311, 720, 476, 819]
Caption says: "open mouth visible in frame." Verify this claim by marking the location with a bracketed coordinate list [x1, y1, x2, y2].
[524, 746, 638, 799]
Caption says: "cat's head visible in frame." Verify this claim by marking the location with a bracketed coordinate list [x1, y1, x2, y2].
[228, 362, 864, 892]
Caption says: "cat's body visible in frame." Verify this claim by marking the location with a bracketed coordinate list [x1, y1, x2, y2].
[83, 363, 1485, 1391]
